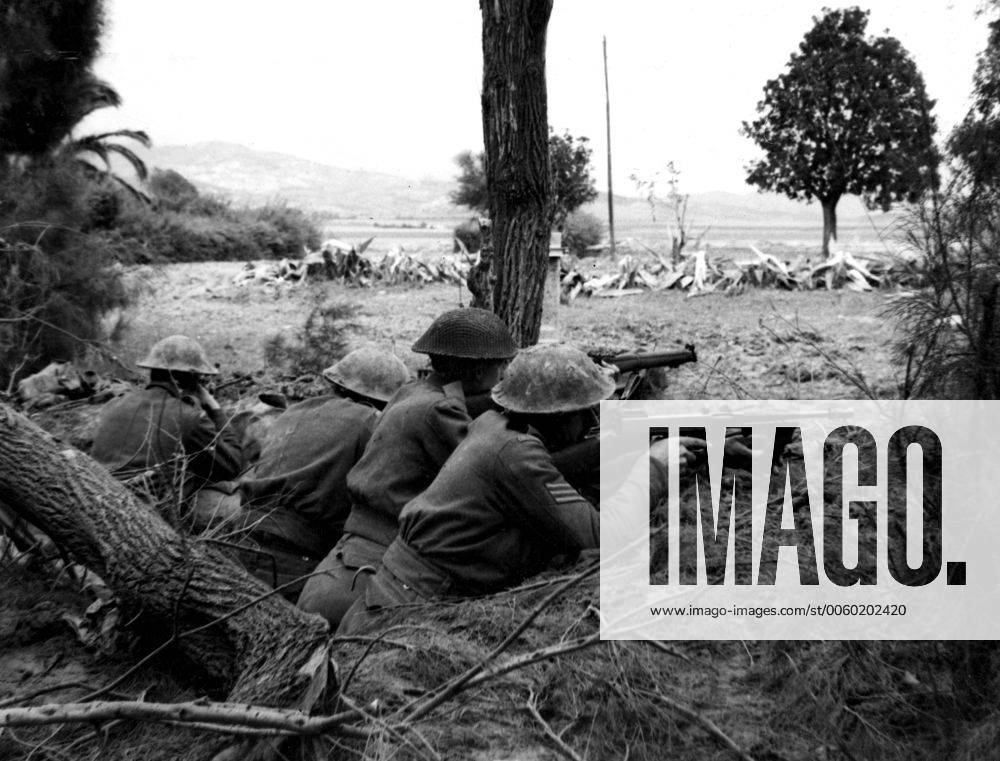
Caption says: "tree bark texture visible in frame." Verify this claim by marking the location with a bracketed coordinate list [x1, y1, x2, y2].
[481, 0, 554, 347]
[0, 403, 330, 706]
[821, 197, 839, 258]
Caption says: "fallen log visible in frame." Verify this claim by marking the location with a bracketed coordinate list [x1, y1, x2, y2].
[0, 402, 331, 706]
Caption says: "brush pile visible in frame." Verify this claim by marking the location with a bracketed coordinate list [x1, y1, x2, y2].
[561, 245, 926, 299]
[234, 237, 471, 288]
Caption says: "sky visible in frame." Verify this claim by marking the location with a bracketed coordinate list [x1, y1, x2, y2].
[83, 1, 990, 194]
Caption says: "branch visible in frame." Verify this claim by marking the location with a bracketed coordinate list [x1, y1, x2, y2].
[0, 700, 371, 738]
[638, 688, 756, 761]
[466, 634, 600, 690]
[524, 689, 584, 761]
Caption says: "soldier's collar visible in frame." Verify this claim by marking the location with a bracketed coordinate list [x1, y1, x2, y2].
[441, 380, 466, 402]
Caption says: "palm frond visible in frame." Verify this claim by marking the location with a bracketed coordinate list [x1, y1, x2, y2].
[102, 142, 149, 181]
[110, 174, 152, 205]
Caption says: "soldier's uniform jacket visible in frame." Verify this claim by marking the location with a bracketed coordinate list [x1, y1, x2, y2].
[385, 409, 599, 597]
[336, 410, 673, 634]
[239, 395, 377, 557]
[91, 381, 243, 497]
[341, 373, 471, 552]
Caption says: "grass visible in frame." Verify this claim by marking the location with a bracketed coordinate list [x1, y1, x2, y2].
[104, 259, 900, 403]
[7, 255, 989, 761]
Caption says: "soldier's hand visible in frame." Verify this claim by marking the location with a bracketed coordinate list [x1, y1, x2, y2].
[723, 436, 756, 471]
[196, 383, 221, 412]
[649, 437, 702, 478]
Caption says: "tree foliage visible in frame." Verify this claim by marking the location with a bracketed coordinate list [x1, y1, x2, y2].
[741, 7, 939, 255]
[950, 5, 1000, 187]
[449, 150, 489, 215]
[0, 0, 108, 158]
[450, 129, 597, 229]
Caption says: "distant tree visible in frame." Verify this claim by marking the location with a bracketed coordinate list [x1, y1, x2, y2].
[741, 7, 939, 257]
[950, 4, 1000, 188]
[450, 150, 489, 215]
[480, 0, 554, 346]
[451, 130, 596, 229]
[561, 210, 604, 257]
[547, 130, 598, 229]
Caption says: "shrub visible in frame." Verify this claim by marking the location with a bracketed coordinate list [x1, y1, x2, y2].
[561, 211, 604, 257]
[251, 202, 322, 253]
[112, 175, 322, 263]
[148, 168, 199, 211]
[0, 162, 130, 388]
[262, 300, 358, 378]
[884, 179, 1000, 398]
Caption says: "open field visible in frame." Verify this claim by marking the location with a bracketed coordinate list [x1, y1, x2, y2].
[108, 259, 901, 403]
[320, 219, 903, 259]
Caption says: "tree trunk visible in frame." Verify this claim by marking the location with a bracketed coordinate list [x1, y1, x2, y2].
[821, 196, 840, 258]
[0, 403, 331, 706]
[481, 0, 554, 347]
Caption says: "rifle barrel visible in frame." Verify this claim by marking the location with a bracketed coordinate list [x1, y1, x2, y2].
[610, 344, 697, 372]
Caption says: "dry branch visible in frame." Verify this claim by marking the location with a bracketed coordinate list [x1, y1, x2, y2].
[0, 699, 369, 738]
[525, 689, 584, 761]
[640, 688, 756, 761]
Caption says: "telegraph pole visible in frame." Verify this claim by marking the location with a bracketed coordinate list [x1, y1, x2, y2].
[603, 35, 616, 257]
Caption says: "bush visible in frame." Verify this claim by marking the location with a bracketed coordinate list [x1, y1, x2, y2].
[148, 168, 199, 211]
[561, 211, 604, 257]
[262, 300, 358, 378]
[0, 162, 130, 388]
[885, 179, 1000, 398]
[114, 201, 322, 263]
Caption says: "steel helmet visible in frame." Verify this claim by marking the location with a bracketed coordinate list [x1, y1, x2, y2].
[411, 308, 517, 360]
[322, 346, 411, 403]
[137, 335, 218, 375]
[491, 344, 616, 414]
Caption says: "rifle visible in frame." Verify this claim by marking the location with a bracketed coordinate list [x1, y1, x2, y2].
[595, 344, 697, 373]
[589, 344, 697, 400]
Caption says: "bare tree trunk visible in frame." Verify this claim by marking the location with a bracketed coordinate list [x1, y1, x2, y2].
[821, 197, 839, 258]
[0, 403, 330, 706]
[481, 0, 554, 347]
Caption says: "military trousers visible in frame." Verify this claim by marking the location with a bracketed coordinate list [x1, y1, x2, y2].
[296, 532, 386, 628]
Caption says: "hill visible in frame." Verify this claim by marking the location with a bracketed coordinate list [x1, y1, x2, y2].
[149, 142, 456, 219]
[148, 142, 899, 240]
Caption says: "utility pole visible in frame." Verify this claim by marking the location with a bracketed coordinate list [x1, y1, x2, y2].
[603, 35, 616, 257]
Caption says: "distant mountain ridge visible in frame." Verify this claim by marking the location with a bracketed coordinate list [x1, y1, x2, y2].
[149, 141, 896, 232]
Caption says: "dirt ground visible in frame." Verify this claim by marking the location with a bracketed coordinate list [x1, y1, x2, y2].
[2, 259, 934, 761]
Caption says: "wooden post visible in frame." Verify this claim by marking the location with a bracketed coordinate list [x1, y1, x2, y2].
[603, 35, 616, 258]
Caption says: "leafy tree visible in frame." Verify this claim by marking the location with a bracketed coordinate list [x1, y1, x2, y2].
[950, 4, 1000, 188]
[0, 1, 149, 198]
[741, 7, 939, 257]
[0, 0, 142, 386]
[547, 130, 598, 228]
[451, 129, 597, 230]
[0, 1, 106, 160]
[449, 150, 489, 215]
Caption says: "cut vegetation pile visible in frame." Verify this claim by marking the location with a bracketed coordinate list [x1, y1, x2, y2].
[562, 245, 926, 299]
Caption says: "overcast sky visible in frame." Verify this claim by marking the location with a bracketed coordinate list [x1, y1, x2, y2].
[83, 1, 988, 194]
